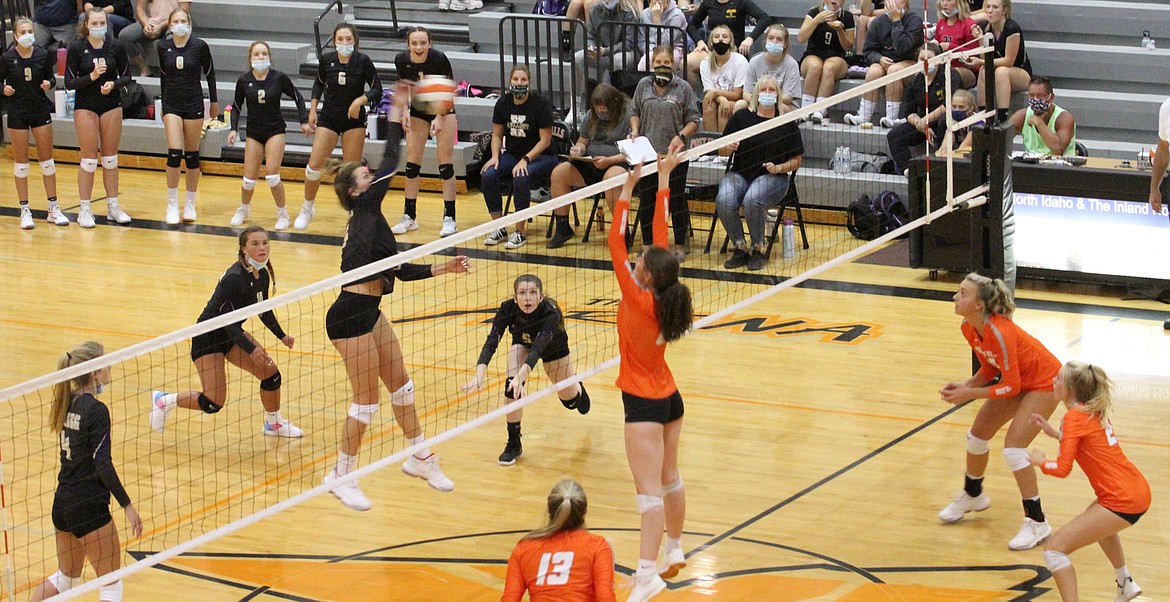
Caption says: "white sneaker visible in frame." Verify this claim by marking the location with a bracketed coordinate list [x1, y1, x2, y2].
[439, 216, 458, 237]
[401, 453, 455, 492]
[323, 469, 373, 511]
[263, 419, 304, 438]
[437, 0, 450, 9]
[938, 492, 990, 523]
[1115, 576, 1142, 602]
[448, 0, 472, 10]
[808, 110, 825, 123]
[844, 113, 869, 127]
[294, 202, 314, 230]
[628, 574, 667, 602]
[391, 214, 418, 234]
[658, 547, 686, 579]
[19, 206, 34, 230]
[230, 205, 250, 227]
[182, 199, 197, 222]
[165, 200, 180, 225]
[149, 390, 174, 433]
[107, 201, 132, 224]
[77, 205, 96, 228]
[274, 208, 291, 231]
[879, 116, 906, 128]
[469, 0, 483, 7]
[1008, 518, 1052, 551]
[504, 230, 527, 249]
[484, 227, 508, 246]
[47, 206, 70, 226]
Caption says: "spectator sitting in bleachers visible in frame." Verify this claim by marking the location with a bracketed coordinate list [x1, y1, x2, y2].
[972, 0, 1030, 122]
[564, 0, 598, 52]
[886, 43, 958, 174]
[852, 0, 885, 62]
[1009, 75, 1076, 157]
[844, 0, 924, 127]
[684, 0, 771, 87]
[33, 0, 80, 53]
[797, 0, 855, 123]
[716, 75, 803, 272]
[967, 0, 987, 23]
[119, 0, 190, 77]
[699, 25, 747, 133]
[934, 0, 982, 89]
[737, 23, 801, 115]
[934, 88, 980, 156]
[82, 0, 136, 37]
[635, 0, 689, 70]
[576, 0, 640, 104]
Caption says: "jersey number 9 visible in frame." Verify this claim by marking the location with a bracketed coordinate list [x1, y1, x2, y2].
[535, 551, 574, 586]
[825, 32, 833, 45]
[24, 67, 33, 82]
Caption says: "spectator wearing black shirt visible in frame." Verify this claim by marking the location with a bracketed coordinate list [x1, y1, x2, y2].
[844, 0, 924, 127]
[716, 75, 804, 272]
[684, 0, 771, 86]
[228, 41, 311, 231]
[465, 274, 591, 466]
[2, 17, 66, 230]
[158, 9, 216, 225]
[29, 342, 142, 602]
[886, 44, 959, 173]
[33, 0, 81, 53]
[481, 64, 557, 250]
[322, 86, 469, 510]
[65, 8, 133, 228]
[82, 0, 134, 36]
[297, 23, 382, 231]
[973, 0, 1031, 121]
[797, 0, 855, 122]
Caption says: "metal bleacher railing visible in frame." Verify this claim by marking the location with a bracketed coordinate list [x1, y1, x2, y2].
[313, 0, 345, 63]
[588, 21, 687, 97]
[498, 14, 584, 118]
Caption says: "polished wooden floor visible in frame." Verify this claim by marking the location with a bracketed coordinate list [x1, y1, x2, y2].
[1, 159, 1168, 601]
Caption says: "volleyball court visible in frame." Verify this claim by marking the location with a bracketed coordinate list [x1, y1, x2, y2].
[0, 41, 1000, 601]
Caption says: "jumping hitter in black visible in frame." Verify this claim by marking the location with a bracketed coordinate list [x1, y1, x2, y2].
[464, 274, 590, 466]
[150, 226, 302, 437]
[296, 23, 382, 230]
[228, 40, 311, 230]
[30, 341, 142, 602]
[322, 83, 469, 511]
[158, 8, 216, 225]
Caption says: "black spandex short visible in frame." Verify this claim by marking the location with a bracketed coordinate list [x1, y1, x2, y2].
[52, 492, 113, 538]
[74, 99, 122, 116]
[572, 160, 610, 186]
[317, 110, 367, 134]
[1107, 507, 1146, 525]
[326, 290, 382, 339]
[162, 103, 206, 120]
[7, 111, 53, 130]
[246, 128, 286, 146]
[622, 390, 684, 424]
[408, 107, 456, 123]
[190, 329, 236, 361]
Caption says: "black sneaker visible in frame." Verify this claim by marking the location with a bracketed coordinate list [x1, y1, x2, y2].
[724, 248, 749, 269]
[747, 249, 767, 271]
[498, 436, 522, 466]
[546, 227, 575, 249]
[576, 383, 590, 415]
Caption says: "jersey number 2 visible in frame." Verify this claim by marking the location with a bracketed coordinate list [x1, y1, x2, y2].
[59, 432, 73, 461]
[535, 551, 574, 586]
[257, 89, 266, 104]
[1104, 421, 1118, 446]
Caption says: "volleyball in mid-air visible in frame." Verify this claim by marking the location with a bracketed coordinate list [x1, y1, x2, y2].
[414, 76, 456, 115]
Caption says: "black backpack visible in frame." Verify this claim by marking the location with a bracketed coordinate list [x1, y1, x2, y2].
[847, 190, 910, 240]
[120, 81, 149, 119]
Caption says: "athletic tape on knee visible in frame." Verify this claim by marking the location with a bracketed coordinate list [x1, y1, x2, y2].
[183, 151, 200, 170]
[437, 163, 454, 180]
[101, 155, 118, 170]
[79, 158, 99, 173]
[241, 177, 257, 190]
[14, 163, 30, 178]
[197, 393, 222, 414]
[47, 571, 82, 592]
[304, 165, 322, 181]
[1003, 447, 1030, 471]
[39, 159, 56, 176]
[663, 478, 684, 494]
[391, 380, 415, 407]
[966, 431, 991, 455]
[98, 580, 124, 602]
[1043, 550, 1071, 572]
[265, 173, 281, 188]
[166, 148, 183, 168]
[636, 494, 664, 514]
[259, 370, 282, 392]
[503, 377, 516, 401]
[404, 162, 422, 179]
[347, 403, 379, 425]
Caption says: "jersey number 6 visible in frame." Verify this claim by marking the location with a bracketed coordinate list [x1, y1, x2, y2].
[535, 551, 574, 586]
[338, 71, 347, 86]
[177, 56, 185, 70]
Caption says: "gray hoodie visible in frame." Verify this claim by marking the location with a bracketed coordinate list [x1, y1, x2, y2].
[637, 0, 689, 57]
[586, 2, 640, 55]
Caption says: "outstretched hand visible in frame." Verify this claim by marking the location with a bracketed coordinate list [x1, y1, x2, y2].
[620, 161, 643, 200]
[1030, 412, 1060, 439]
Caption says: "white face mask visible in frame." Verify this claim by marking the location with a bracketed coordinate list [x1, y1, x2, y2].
[94, 378, 105, 394]
[170, 23, 191, 37]
[251, 59, 271, 72]
[17, 33, 35, 48]
[336, 44, 355, 58]
[756, 92, 778, 106]
[89, 26, 107, 38]
[247, 257, 269, 271]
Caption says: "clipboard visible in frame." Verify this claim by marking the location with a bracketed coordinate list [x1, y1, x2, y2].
[617, 136, 660, 164]
[558, 154, 599, 162]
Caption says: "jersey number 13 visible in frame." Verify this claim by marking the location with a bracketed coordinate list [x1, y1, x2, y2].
[535, 551, 574, 586]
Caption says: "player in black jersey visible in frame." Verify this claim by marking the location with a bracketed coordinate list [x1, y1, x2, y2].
[149, 226, 303, 437]
[30, 342, 142, 602]
[295, 23, 382, 231]
[390, 26, 459, 239]
[228, 41, 311, 231]
[2, 17, 66, 230]
[797, 0, 855, 123]
[66, 8, 134, 229]
[464, 274, 591, 466]
[321, 84, 469, 511]
[158, 8, 216, 225]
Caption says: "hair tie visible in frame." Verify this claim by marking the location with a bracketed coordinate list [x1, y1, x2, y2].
[65, 351, 73, 361]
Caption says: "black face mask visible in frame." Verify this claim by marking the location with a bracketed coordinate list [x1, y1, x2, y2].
[511, 85, 529, 97]
[653, 66, 673, 86]
[712, 41, 731, 54]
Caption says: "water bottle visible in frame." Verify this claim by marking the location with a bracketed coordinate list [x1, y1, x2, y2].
[764, 207, 779, 236]
[782, 218, 795, 258]
[832, 146, 846, 174]
[223, 104, 232, 127]
[65, 90, 75, 117]
[1141, 31, 1154, 50]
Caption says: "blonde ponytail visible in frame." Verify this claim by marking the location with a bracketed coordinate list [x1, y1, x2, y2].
[964, 272, 1016, 319]
[1060, 360, 1112, 421]
[49, 342, 105, 433]
[524, 479, 588, 540]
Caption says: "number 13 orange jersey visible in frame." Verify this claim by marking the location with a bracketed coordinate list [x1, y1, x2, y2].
[501, 529, 617, 602]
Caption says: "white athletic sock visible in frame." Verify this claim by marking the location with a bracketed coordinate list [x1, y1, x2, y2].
[816, 96, 827, 104]
[185, 190, 197, 204]
[265, 410, 282, 425]
[107, 195, 119, 206]
[886, 101, 902, 121]
[801, 94, 815, 108]
[409, 434, 432, 459]
[859, 99, 876, 122]
[159, 393, 178, 410]
[302, 199, 314, 208]
[636, 559, 657, 578]
[80, 200, 91, 210]
[665, 536, 682, 553]
[48, 199, 59, 209]
[1115, 565, 1131, 583]
[336, 451, 357, 477]
[167, 187, 179, 203]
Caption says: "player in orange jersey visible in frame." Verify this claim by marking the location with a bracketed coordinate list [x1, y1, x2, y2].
[1029, 361, 1149, 602]
[938, 273, 1061, 551]
[609, 151, 694, 602]
[502, 479, 616, 602]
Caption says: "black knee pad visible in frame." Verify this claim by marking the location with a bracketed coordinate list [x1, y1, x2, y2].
[404, 162, 422, 179]
[197, 393, 223, 414]
[503, 377, 516, 400]
[184, 151, 201, 170]
[166, 148, 183, 168]
[259, 370, 282, 392]
[437, 163, 454, 180]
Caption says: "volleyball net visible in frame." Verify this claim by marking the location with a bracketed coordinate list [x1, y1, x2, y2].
[0, 43, 1001, 601]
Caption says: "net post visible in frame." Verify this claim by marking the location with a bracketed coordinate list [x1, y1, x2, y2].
[968, 120, 1014, 289]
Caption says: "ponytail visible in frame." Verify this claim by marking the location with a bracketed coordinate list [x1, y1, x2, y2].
[524, 479, 588, 540]
[1060, 360, 1113, 421]
[49, 342, 105, 433]
[964, 272, 1016, 319]
[642, 246, 693, 342]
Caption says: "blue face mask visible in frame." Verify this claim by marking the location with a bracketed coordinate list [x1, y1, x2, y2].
[756, 92, 778, 106]
[89, 26, 107, 38]
[17, 33, 35, 48]
[336, 44, 355, 58]
[765, 41, 784, 55]
[170, 23, 191, 37]
[951, 109, 969, 121]
[252, 60, 271, 72]
[247, 257, 269, 271]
